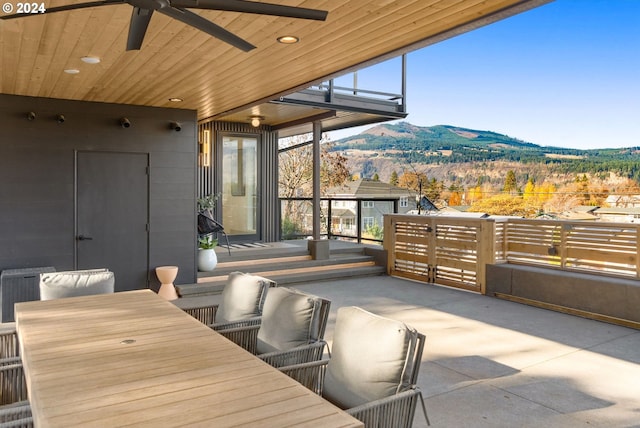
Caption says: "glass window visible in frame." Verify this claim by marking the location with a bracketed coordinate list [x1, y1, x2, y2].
[363, 217, 374, 228]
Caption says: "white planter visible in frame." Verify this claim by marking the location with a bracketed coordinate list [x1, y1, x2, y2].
[198, 248, 218, 271]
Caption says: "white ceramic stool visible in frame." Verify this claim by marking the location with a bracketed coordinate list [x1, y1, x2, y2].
[155, 266, 179, 300]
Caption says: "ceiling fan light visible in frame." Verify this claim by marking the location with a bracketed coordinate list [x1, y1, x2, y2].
[277, 35, 299, 44]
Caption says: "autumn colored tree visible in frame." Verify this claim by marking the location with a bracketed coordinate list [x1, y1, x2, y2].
[396, 171, 445, 203]
[279, 134, 351, 228]
[523, 178, 536, 202]
[468, 194, 536, 217]
[279, 135, 312, 199]
[397, 171, 428, 193]
[448, 191, 463, 206]
[320, 143, 351, 191]
[466, 185, 484, 203]
[538, 181, 556, 206]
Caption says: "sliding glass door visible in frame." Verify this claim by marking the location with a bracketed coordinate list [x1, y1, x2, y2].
[221, 134, 259, 242]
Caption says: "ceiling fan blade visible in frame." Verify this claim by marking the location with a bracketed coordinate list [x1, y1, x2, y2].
[158, 7, 255, 51]
[0, 0, 124, 20]
[170, 0, 328, 21]
[126, 7, 154, 50]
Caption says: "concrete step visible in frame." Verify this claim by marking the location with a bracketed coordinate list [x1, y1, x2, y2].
[199, 253, 376, 279]
[178, 261, 386, 297]
[214, 246, 310, 263]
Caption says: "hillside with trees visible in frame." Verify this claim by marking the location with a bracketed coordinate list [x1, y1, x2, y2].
[326, 122, 640, 216]
[333, 122, 640, 185]
[278, 124, 640, 219]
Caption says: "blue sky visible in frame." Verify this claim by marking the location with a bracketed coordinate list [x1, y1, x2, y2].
[328, 0, 640, 150]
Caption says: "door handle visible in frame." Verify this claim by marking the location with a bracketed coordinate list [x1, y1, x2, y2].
[77, 235, 93, 241]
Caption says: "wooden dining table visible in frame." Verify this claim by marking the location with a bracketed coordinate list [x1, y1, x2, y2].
[15, 290, 363, 427]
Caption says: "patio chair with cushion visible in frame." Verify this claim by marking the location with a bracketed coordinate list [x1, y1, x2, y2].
[181, 272, 274, 330]
[279, 306, 429, 427]
[0, 357, 27, 406]
[0, 401, 32, 428]
[39, 269, 114, 301]
[0, 324, 18, 359]
[215, 287, 330, 368]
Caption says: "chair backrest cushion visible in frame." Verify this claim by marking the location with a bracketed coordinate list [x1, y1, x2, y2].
[39, 269, 115, 301]
[323, 306, 419, 409]
[256, 287, 326, 354]
[215, 272, 271, 323]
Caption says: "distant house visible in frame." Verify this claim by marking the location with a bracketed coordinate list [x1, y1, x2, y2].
[593, 207, 640, 223]
[605, 194, 640, 208]
[325, 179, 425, 236]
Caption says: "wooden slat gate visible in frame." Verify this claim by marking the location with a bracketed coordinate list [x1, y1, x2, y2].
[384, 215, 496, 293]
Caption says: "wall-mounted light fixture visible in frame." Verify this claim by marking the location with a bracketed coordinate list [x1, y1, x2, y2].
[200, 129, 211, 167]
[27, 111, 36, 121]
[56, 114, 65, 124]
[120, 117, 131, 128]
[169, 121, 182, 132]
[249, 115, 264, 127]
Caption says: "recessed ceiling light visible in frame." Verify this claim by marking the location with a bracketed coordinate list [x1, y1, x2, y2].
[168, 98, 183, 103]
[277, 35, 299, 44]
[64, 69, 80, 74]
[81, 56, 101, 64]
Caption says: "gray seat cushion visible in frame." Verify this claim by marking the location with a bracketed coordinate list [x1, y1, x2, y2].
[215, 272, 270, 323]
[256, 287, 322, 354]
[39, 270, 115, 301]
[322, 306, 419, 409]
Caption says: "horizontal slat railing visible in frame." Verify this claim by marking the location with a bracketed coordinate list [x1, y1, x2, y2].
[385, 215, 640, 293]
[505, 219, 640, 277]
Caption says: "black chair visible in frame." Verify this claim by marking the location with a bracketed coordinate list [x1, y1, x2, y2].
[198, 210, 231, 255]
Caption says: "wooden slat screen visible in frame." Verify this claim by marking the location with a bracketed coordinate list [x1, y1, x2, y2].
[385, 215, 640, 294]
[385, 215, 495, 293]
[505, 219, 640, 277]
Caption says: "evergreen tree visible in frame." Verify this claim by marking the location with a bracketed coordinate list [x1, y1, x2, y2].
[503, 170, 517, 193]
[389, 171, 398, 186]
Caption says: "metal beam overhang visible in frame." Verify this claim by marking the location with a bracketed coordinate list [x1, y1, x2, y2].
[271, 111, 337, 131]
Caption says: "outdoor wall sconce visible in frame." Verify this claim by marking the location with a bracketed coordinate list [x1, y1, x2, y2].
[170, 121, 182, 132]
[120, 117, 131, 128]
[27, 111, 36, 121]
[56, 114, 65, 124]
[200, 129, 211, 167]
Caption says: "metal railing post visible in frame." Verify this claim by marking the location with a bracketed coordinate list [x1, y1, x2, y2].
[356, 199, 362, 243]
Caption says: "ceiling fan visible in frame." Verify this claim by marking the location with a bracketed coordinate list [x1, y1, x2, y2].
[1, 0, 328, 51]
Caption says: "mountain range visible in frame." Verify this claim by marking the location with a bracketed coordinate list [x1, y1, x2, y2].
[331, 122, 640, 188]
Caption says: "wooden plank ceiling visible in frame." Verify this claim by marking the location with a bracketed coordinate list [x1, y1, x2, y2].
[0, 0, 550, 122]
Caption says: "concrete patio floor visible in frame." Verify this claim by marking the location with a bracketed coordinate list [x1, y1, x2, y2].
[289, 275, 640, 428]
